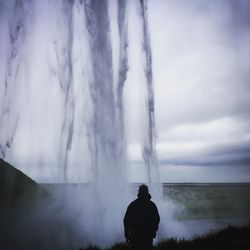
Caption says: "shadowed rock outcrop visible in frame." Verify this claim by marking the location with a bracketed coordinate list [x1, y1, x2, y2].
[0, 158, 47, 207]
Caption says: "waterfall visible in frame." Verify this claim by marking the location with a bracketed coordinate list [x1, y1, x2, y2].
[0, 0, 164, 247]
[139, 0, 159, 184]
[0, 0, 159, 187]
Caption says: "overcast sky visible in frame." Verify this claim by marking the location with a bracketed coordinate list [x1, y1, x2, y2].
[126, 0, 250, 183]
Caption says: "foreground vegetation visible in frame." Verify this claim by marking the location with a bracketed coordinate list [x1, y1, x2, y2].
[80, 224, 250, 250]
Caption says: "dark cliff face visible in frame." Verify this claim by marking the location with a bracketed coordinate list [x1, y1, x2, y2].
[0, 158, 48, 207]
[0, 159, 59, 250]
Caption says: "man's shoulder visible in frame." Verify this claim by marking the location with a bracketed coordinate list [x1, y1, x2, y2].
[128, 199, 138, 207]
[148, 200, 158, 209]
[149, 200, 156, 205]
[129, 199, 157, 207]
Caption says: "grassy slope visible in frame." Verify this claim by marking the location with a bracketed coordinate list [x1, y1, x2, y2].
[163, 184, 250, 220]
[81, 225, 250, 250]
[0, 158, 48, 207]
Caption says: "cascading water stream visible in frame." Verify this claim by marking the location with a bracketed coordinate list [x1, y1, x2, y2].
[139, 0, 160, 185]
[0, 0, 168, 247]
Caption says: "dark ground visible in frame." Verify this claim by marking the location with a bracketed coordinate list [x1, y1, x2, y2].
[81, 224, 250, 250]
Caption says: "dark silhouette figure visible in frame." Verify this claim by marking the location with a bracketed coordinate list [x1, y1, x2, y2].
[124, 184, 160, 250]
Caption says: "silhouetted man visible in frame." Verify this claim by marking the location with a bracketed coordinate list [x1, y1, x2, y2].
[124, 184, 160, 250]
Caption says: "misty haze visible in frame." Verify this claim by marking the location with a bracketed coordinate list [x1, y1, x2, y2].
[0, 0, 250, 249]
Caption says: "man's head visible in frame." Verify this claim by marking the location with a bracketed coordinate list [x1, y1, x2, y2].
[138, 184, 149, 195]
[137, 184, 151, 200]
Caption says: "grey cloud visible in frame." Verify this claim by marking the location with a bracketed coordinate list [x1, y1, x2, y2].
[230, 0, 250, 32]
[158, 140, 250, 167]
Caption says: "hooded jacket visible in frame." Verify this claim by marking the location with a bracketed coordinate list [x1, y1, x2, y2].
[123, 192, 160, 240]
